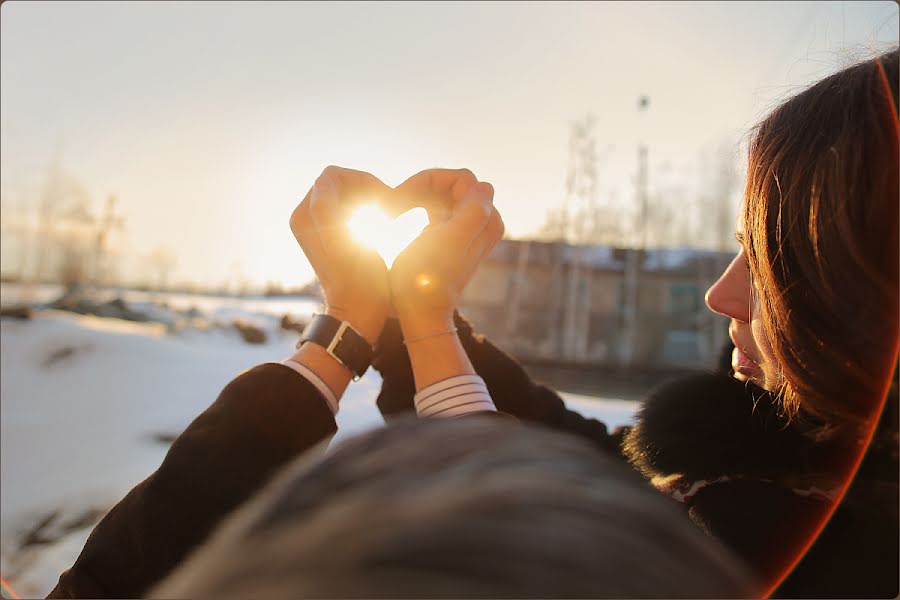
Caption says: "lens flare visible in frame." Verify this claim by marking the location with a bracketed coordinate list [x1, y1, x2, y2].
[346, 205, 428, 267]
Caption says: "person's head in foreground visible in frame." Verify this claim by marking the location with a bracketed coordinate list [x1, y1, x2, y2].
[151, 418, 756, 598]
[706, 48, 899, 435]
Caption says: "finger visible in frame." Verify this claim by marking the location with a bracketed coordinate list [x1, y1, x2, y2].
[292, 166, 392, 282]
[309, 172, 348, 231]
[442, 181, 495, 251]
[289, 195, 331, 284]
[458, 207, 505, 287]
[396, 167, 478, 199]
[320, 165, 386, 192]
[308, 174, 371, 271]
[468, 207, 505, 264]
[395, 168, 479, 216]
[423, 201, 452, 225]
[319, 165, 401, 215]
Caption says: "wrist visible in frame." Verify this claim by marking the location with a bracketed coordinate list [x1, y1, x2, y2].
[289, 342, 351, 403]
[400, 321, 475, 390]
[396, 310, 455, 343]
[325, 306, 385, 348]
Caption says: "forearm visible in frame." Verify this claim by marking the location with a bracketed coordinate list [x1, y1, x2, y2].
[376, 313, 624, 454]
[394, 310, 500, 417]
[48, 364, 337, 598]
[399, 314, 475, 391]
[376, 312, 537, 409]
[286, 338, 354, 401]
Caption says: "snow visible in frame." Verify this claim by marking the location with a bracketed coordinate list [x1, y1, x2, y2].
[0, 299, 638, 597]
[561, 244, 625, 270]
[642, 247, 723, 272]
[558, 391, 640, 429]
[0, 283, 64, 306]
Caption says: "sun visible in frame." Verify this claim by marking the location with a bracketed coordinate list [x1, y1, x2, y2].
[346, 204, 428, 267]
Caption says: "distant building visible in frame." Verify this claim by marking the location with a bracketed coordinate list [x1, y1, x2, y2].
[459, 239, 733, 370]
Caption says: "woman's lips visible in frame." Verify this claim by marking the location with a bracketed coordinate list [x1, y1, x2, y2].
[732, 346, 762, 377]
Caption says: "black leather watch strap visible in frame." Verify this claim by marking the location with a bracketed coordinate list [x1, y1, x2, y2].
[298, 314, 374, 379]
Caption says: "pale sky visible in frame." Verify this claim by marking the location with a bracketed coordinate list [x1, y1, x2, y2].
[2, 1, 897, 288]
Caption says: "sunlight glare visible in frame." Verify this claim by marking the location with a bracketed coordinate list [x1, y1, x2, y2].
[346, 204, 429, 267]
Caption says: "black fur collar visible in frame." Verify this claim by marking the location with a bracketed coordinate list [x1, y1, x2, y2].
[622, 373, 815, 481]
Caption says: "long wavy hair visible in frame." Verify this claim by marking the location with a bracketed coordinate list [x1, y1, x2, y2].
[742, 49, 899, 431]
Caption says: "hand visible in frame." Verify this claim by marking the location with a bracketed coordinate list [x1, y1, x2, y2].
[290, 166, 401, 346]
[390, 168, 505, 339]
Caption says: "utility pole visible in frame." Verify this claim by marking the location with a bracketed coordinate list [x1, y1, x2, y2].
[504, 240, 531, 347]
[621, 95, 650, 367]
[560, 116, 599, 361]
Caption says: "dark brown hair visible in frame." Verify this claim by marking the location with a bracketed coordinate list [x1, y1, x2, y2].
[743, 49, 899, 430]
[151, 418, 755, 598]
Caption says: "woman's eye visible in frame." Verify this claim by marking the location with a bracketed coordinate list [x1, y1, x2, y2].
[740, 249, 758, 288]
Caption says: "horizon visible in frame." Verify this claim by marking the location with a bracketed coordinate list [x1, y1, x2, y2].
[2, 1, 898, 289]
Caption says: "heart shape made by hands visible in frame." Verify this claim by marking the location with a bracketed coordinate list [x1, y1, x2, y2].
[346, 204, 430, 267]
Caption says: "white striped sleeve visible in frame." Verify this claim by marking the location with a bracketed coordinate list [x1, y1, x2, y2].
[414, 374, 496, 418]
[279, 358, 340, 416]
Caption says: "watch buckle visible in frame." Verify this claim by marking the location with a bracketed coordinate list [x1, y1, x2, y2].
[325, 321, 362, 380]
[325, 320, 350, 356]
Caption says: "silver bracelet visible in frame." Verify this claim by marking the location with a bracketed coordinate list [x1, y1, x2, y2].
[402, 326, 459, 346]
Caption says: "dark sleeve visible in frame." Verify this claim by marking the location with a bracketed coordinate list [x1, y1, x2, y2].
[686, 480, 827, 591]
[688, 480, 900, 597]
[47, 363, 338, 599]
[373, 313, 626, 456]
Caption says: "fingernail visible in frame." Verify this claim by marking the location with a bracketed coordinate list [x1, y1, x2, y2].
[475, 182, 494, 199]
[312, 174, 335, 198]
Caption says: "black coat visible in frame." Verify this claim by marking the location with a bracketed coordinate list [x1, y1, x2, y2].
[374, 314, 899, 598]
[47, 364, 340, 598]
[48, 315, 897, 598]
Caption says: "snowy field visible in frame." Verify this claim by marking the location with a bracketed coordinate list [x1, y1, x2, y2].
[0, 287, 638, 597]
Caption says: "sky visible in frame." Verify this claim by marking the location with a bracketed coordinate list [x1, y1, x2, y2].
[1, 1, 898, 288]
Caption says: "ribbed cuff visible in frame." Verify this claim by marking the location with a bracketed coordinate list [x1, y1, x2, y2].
[414, 374, 496, 418]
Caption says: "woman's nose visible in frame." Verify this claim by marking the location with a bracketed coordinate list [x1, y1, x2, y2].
[705, 254, 752, 322]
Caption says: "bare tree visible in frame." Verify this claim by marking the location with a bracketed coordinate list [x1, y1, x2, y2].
[30, 157, 96, 287]
[535, 206, 568, 242]
[147, 247, 178, 292]
[0, 200, 32, 280]
[90, 195, 126, 288]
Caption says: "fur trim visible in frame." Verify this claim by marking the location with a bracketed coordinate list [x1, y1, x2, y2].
[622, 373, 813, 481]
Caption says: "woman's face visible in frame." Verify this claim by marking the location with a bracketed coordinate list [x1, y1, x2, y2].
[705, 229, 782, 391]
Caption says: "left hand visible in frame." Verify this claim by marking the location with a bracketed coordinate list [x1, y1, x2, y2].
[390, 168, 505, 338]
[290, 166, 402, 346]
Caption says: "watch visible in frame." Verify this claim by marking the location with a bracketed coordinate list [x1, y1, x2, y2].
[297, 314, 374, 380]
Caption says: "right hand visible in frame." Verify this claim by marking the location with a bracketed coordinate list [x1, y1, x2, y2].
[290, 166, 398, 347]
[390, 168, 505, 339]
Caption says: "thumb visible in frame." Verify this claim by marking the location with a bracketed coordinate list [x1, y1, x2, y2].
[309, 173, 348, 231]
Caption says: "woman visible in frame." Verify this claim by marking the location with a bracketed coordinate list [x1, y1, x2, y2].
[374, 49, 899, 597]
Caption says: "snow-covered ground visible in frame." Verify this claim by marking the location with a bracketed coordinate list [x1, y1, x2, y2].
[0, 283, 322, 330]
[0, 292, 638, 597]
